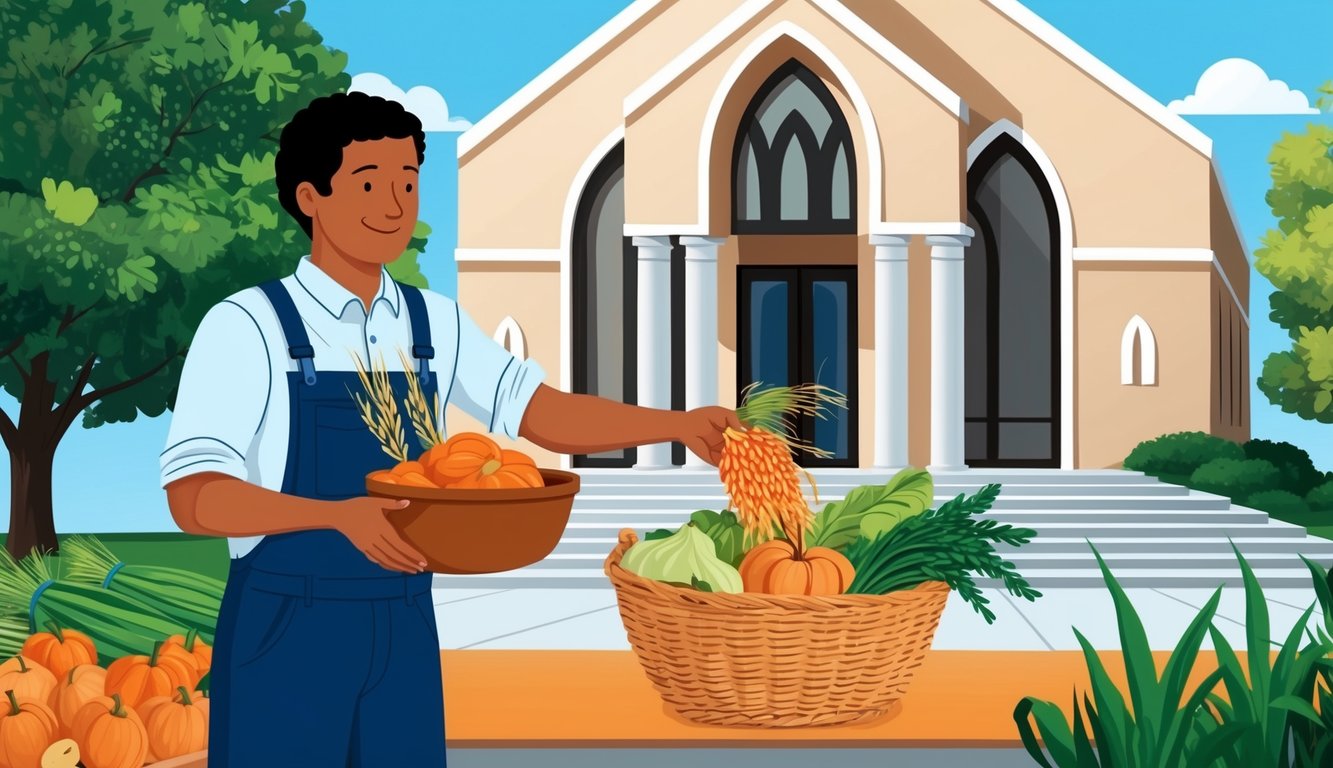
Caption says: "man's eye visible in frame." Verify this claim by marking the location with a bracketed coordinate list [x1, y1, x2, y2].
[405, 183, 413, 193]
[363, 182, 372, 192]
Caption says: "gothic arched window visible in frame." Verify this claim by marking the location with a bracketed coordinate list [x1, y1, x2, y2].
[733, 60, 855, 234]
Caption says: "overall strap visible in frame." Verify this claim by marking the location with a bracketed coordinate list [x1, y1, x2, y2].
[257, 280, 318, 386]
[398, 283, 435, 386]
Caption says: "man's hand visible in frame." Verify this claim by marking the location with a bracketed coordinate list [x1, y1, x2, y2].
[678, 407, 745, 466]
[331, 497, 428, 574]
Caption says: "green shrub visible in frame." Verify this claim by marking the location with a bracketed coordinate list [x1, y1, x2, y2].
[1123, 431, 1244, 478]
[1189, 457, 1281, 500]
[1242, 438, 1325, 496]
[1243, 489, 1312, 518]
[1308, 481, 1333, 513]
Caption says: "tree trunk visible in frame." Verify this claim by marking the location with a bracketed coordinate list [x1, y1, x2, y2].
[7, 440, 58, 558]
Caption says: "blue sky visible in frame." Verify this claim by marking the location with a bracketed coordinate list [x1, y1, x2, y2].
[2, 0, 1330, 533]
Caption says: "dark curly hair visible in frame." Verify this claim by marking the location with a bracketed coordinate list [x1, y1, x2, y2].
[275, 91, 427, 238]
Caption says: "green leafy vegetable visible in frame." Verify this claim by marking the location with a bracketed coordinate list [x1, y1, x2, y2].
[844, 484, 1040, 623]
[807, 467, 933, 550]
[689, 510, 747, 568]
[644, 529, 673, 541]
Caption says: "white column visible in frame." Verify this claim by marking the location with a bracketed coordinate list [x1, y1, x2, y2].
[927, 233, 972, 472]
[633, 235, 675, 470]
[870, 235, 911, 469]
[680, 236, 724, 468]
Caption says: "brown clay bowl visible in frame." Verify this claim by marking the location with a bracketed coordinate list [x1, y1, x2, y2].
[365, 469, 580, 574]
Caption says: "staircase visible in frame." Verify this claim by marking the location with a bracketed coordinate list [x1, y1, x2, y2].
[431, 468, 1333, 590]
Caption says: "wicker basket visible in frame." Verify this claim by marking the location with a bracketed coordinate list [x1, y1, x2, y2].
[605, 529, 950, 728]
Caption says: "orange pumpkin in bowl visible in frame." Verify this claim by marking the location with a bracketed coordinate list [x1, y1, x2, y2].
[421, 433, 544, 489]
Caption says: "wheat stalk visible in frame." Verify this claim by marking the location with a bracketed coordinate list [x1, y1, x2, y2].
[397, 348, 444, 451]
[349, 350, 410, 463]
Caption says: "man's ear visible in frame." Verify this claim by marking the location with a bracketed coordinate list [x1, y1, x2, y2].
[295, 181, 322, 219]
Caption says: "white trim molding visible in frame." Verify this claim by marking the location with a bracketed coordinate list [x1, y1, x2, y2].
[624, 0, 965, 119]
[457, 0, 661, 159]
[1072, 247, 1213, 262]
[493, 316, 528, 361]
[983, 0, 1212, 157]
[1120, 314, 1157, 386]
[966, 119, 1075, 470]
[623, 223, 712, 237]
[872, 222, 975, 238]
[453, 248, 562, 263]
[695, 21, 885, 235]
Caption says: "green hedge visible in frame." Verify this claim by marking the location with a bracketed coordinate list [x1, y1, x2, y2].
[1188, 458, 1281, 500]
[1126, 433, 1331, 521]
[1123, 431, 1245, 478]
[1308, 481, 1333, 513]
[1243, 489, 1312, 518]
[1242, 438, 1324, 496]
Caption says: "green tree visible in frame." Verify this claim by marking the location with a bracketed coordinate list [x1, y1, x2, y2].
[0, 1, 428, 557]
[1255, 81, 1333, 424]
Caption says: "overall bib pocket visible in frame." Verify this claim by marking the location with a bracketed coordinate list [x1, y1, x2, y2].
[314, 404, 388, 498]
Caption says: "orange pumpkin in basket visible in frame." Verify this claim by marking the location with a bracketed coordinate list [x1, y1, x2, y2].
[69, 694, 148, 768]
[104, 642, 196, 710]
[22, 623, 96, 681]
[56, 665, 107, 736]
[141, 686, 208, 762]
[161, 631, 211, 686]
[0, 656, 57, 708]
[739, 539, 856, 595]
[0, 688, 58, 768]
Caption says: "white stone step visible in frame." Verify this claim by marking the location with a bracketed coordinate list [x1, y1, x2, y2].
[1002, 537, 1333, 555]
[431, 565, 1328, 590]
[555, 519, 1310, 540]
[570, 468, 1153, 484]
[569, 493, 1229, 511]
[566, 508, 1266, 525]
[573, 482, 1190, 497]
[1002, 551, 1333, 570]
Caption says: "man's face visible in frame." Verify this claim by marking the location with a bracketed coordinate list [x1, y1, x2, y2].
[296, 137, 420, 264]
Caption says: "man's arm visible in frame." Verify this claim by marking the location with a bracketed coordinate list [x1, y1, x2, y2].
[166, 473, 427, 573]
[518, 384, 742, 466]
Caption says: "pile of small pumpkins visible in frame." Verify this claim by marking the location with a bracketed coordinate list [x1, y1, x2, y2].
[0, 624, 210, 768]
[369, 432, 545, 490]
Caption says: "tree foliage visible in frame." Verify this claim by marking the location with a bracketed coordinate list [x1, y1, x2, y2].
[1255, 84, 1333, 422]
[0, 0, 427, 553]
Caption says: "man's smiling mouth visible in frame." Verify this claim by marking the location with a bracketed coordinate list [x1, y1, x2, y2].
[361, 218, 400, 234]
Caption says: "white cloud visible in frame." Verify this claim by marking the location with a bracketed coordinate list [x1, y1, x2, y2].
[1168, 58, 1319, 115]
[348, 73, 473, 132]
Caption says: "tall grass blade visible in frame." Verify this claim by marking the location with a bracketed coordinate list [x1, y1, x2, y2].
[1089, 545, 1161, 744]
[1158, 588, 1223, 767]
[1015, 696, 1080, 768]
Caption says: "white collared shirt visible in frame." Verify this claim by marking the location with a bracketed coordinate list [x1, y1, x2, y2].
[160, 256, 546, 557]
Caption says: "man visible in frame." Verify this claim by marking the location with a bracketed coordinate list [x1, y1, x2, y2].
[161, 91, 740, 766]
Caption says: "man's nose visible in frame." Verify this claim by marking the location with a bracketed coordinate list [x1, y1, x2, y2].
[383, 183, 405, 220]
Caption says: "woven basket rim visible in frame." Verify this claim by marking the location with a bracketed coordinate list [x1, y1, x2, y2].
[604, 528, 949, 609]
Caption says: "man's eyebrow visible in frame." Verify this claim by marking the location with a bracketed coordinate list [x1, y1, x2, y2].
[403, 165, 419, 173]
[351, 164, 378, 174]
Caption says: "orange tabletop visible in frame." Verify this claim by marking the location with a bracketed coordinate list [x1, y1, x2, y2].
[440, 649, 1244, 748]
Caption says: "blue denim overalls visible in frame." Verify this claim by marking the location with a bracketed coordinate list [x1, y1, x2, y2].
[209, 279, 446, 766]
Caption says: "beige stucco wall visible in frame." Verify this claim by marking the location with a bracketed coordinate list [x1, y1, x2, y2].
[450, 264, 563, 466]
[1074, 263, 1214, 468]
[456, 0, 740, 249]
[845, 0, 1214, 249]
[454, 0, 1251, 470]
[625, 0, 964, 229]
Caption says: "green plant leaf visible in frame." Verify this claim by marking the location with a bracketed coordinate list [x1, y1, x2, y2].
[808, 467, 932, 549]
[40, 178, 99, 226]
[1013, 697, 1077, 768]
[644, 528, 674, 541]
[1089, 545, 1161, 728]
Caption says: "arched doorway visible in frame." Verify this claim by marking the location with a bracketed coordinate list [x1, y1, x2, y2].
[964, 134, 1061, 467]
[571, 143, 636, 468]
[570, 143, 685, 468]
[734, 59, 859, 467]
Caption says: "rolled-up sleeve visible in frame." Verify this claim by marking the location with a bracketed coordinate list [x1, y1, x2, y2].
[447, 303, 546, 440]
[160, 300, 271, 487]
